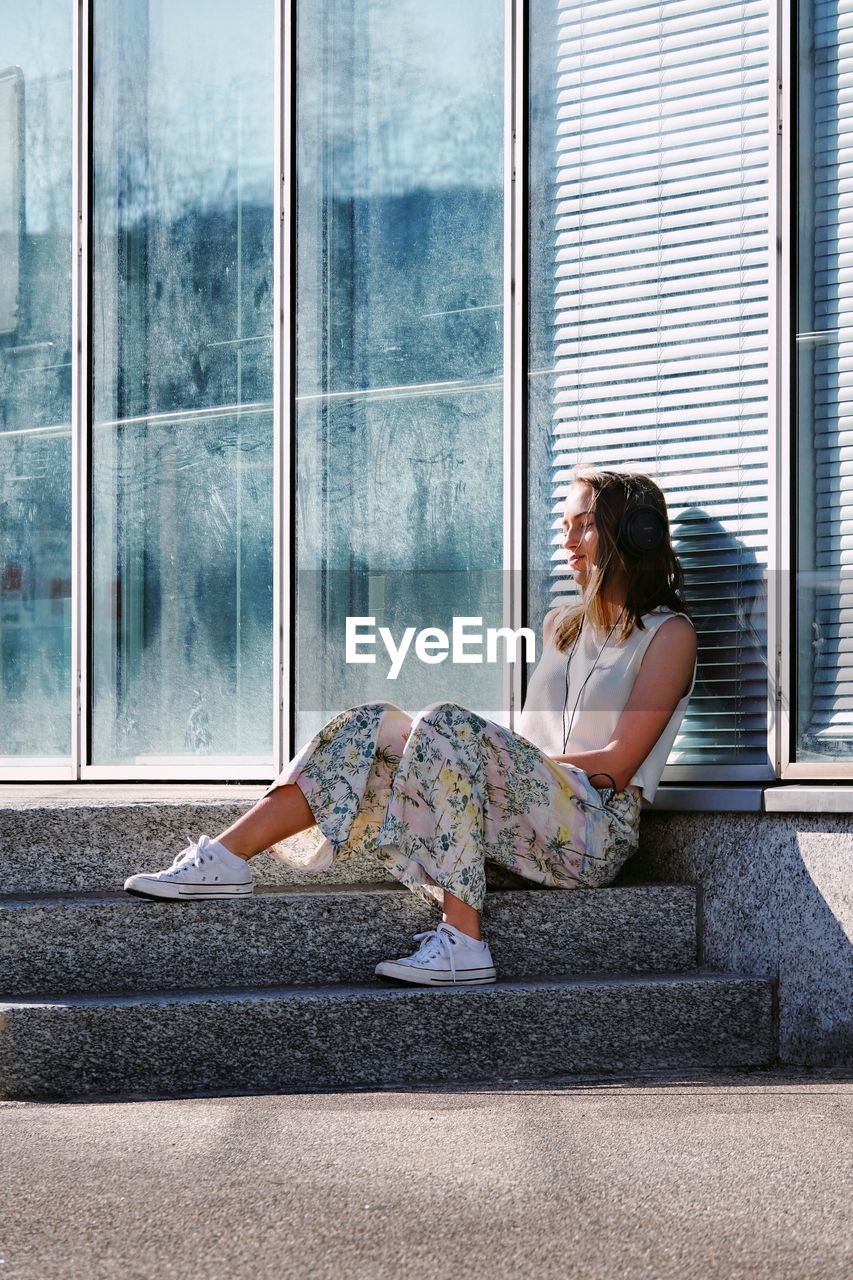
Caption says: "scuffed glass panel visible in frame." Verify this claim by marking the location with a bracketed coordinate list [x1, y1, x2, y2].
[295, 0, 505, 744]
[91, 0, 273, 764]
[0, 2, 72, 760]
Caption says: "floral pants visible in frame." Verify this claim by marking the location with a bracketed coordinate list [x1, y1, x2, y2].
[262, 701, 642, 913]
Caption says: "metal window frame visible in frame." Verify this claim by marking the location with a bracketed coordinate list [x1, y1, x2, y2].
[776, 0, 797, 782]
[2, 0, 86, 782]
[78, 0, 283, 782]
[504, 0, 526, 730]
[776, 0, 853, 781]
[274, 0, 293, 778]
[767, 0, 790, 786]
[655, 0, 779, 790]
[74, 0, 91, 783]
[657, 0, 785, 790]
[518, 0, 780, 792]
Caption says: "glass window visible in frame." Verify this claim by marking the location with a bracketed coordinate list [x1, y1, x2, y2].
[527, 0, 772, 773]
[795, 0, 853, 761]
[91, 0, 274, 764]
[294, 0, 505, 743]
[0, 1, 72, 761]
[3, 0, 799, 787]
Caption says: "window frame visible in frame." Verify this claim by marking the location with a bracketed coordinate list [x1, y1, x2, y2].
[779, 0, 853, 782]
[522, 0, 785, 800]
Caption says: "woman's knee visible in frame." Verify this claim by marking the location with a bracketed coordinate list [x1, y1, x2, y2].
[415, 700, 470, 725]
[344, 700, 402, 716]
[329, 699, 412, 727]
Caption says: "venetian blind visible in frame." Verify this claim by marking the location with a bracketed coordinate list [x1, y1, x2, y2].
[548, 0, 771, 766]
[808, 1, 853, 749]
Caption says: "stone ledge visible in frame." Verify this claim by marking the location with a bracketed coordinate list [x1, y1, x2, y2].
[762, 786, 853, 814]
[6, 783, 853, 816]
[649, 786, 764, 812]
[0, 784, 267, 807]
[0, 884, 698, 996]
[0, 782, 770, 814]
[0, 973, 775, 1100]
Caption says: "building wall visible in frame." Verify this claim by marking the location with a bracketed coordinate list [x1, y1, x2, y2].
[630, 809, 853, 1066]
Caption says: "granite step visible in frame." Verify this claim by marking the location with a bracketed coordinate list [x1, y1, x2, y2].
[1, 789, 400, 893]
[0, 884, 697, 997]
[0, 788, 668, 897]
[0, 972, 775, 1101]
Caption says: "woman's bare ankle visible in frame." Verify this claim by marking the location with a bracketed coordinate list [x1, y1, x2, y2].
[213, 783, 316, 861]
[441, 889, 482, 941]
[216, 838, 255, 862]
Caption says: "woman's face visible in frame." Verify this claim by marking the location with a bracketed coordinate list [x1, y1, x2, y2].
[560, 483, 599, 585]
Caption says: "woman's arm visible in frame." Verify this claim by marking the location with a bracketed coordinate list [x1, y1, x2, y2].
[553, 615, 697, 792]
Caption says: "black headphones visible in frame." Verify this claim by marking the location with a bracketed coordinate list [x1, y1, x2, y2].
[615, 500, 667, 557]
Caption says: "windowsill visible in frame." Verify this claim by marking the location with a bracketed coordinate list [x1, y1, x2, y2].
[647, 784, 853, 814]
[762, 785, 853, 814]
[646, 786, 764, 813]
[0, 783, 268, 806]
[3, 782, 853, 816]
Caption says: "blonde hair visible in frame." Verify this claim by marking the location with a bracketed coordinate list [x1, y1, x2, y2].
[553, 467, 691, 652]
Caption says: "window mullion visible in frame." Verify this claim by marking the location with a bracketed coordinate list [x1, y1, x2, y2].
[770, 0, 791, 781]
[72, 0, 92, 781]
[274, 0, 293, 777]
[506, 0, 526, 730]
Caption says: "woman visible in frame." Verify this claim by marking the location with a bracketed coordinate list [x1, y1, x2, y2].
[124, 467, 698, 987]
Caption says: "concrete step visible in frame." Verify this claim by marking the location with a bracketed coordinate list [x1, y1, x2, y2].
[0, 884, 697, 996]
[0, 789, 396, 892]
[0, 973, 775, 1101]
[0, 787, 669, 898]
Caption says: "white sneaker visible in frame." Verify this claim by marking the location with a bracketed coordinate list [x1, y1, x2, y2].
[375, 923, 497, 986]
[123, 834, 254, 901]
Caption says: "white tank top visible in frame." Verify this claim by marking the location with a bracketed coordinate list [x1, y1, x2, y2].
[516, 604, 697, 805]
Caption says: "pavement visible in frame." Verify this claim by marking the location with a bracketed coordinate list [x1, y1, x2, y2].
[1, 1068, 851, 1280]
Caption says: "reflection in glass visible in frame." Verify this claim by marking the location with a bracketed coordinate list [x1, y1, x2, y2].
[91, 0, 273, 763]
[796, 0, 853, 760]
[295, 0, 505, 744]
[0, 3, 72, 759]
